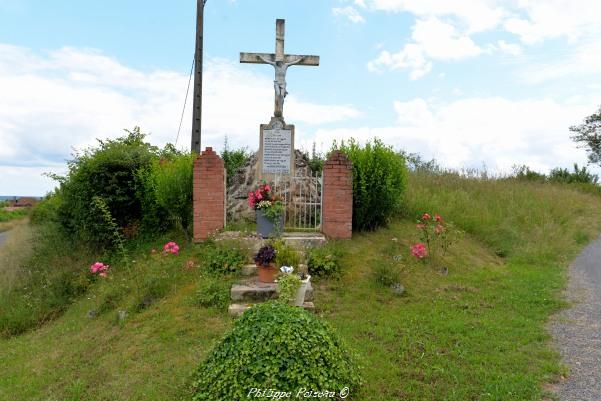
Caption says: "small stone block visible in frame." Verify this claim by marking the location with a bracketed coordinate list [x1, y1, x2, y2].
[241, 264, 257, 276]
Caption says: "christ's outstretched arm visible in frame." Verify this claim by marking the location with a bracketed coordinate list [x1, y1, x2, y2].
[257, 55, 276, 66]
[284, 56, 305, 68]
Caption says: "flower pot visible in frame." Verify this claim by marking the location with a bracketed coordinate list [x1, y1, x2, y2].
[257, 263, 278, 283]
[256, 209, 284, 238]
[293, 275, 311, 307]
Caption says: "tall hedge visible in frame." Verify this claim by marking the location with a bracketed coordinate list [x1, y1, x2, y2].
[56, 128, 159, 245]
[338, 138, 408, 231]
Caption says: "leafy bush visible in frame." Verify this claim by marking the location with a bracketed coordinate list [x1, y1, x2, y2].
[337, 138, 408, 230]
[55, 128, 160, 246]
[201, 242, 247, 275]
[193, 277, 230, 309]
[307, 244, 342, 277]
[269, 239, 301, 268]
[139, 153, 194, 234]
[548, 163, 599, 184]
[30, 194, 61, 224]
[190, 302, 361, 401]
[276, 273, 301, 303]
[221, 137, 250, 186]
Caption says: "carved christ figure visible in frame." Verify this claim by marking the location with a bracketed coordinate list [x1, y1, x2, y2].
[258, 55, 305, 117]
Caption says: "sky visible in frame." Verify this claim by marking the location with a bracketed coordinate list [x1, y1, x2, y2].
[1, 0, 600, 195]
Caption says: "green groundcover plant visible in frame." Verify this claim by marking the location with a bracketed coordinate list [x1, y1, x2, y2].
[190, 302, 361, 401]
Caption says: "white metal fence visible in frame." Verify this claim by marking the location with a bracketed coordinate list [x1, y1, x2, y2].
[271, 171, 322, 231]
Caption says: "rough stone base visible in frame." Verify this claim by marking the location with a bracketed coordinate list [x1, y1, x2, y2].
[228, 302, 315, 317]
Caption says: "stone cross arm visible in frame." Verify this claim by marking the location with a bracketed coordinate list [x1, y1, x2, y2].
[240, 52, 320, 66]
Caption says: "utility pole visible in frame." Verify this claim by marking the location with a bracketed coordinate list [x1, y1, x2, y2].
[191, 0, 207, 153]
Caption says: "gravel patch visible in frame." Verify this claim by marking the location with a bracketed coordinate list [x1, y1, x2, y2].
[550, 236, 601, 401]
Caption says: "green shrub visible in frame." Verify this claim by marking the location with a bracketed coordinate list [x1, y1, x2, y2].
[140, 153, 194, 234]
[221, 138, 250, 186]
[337, 138, 408, 231]
[193, 277, 230, 309]
[307, 244, 342, 277]
[549, 163, 599, 184]
[269, 239, 301, 268]
[276, 274, 301, 303]
[201, 242, 247, 275]
[190, 302, 361, 400]
[30, 193, 61, 224]
[55, 127, 160, 246]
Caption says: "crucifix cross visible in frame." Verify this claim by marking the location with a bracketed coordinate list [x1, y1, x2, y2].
[240, 19, 320, 119]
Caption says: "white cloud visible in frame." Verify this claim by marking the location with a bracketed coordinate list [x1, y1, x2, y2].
[368, 18, 481, 79]
[361, 0, 505, 32]
[504, 1, 601, 44]
[496, 40, 522, 56]
[0, 44, 360, 195]
[519, 38, 601, 83]
[310, 97, 595, 174]
[332, 6, 366, 24]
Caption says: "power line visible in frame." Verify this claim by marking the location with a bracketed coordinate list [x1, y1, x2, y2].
[175, 56, 195, 148]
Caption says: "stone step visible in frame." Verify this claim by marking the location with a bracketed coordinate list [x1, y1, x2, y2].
[281, 232, 327, 250]
[228, 302, 315, 317]
[230, 278, 313, 302]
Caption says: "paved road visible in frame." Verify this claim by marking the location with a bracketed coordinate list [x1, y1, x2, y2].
[0, 230, 8, 248]
[551, 236, 601, 401]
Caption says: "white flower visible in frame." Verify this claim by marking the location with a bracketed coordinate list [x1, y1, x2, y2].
[280, 265, 294, 274]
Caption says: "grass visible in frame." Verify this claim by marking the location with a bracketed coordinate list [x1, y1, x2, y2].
[1, 172, 601, 400]
[0, 208, 29, 232]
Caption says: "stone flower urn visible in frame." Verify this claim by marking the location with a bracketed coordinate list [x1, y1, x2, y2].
[256, 210, 284, 238]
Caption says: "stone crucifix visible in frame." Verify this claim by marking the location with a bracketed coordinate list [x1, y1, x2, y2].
[240, 19, 320, 119]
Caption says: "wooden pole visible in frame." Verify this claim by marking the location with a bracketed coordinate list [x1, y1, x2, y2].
[191, 0, 206, 153]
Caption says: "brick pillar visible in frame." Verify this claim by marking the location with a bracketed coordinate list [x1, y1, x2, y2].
[193, 147, 226, 242]
[322, 150, 353, 239]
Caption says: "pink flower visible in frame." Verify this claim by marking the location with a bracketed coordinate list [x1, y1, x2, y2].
[435, 224, 444, 234]
[416, 223, 426, 230]
[90, 262, 109, 276]
[99, 272, 108, 278]
[264, 184, 271, 192]
[422, 213, 431, 221]
[411, 243, 428, 259]
[163, 242, 180, 255]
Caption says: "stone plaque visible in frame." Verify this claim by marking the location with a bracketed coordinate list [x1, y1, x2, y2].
[262, 128, 292, 174]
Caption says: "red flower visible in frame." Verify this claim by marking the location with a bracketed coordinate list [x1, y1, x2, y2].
[422, 213, 431, 221]
[435, 214, 443, 222]
[411, 243, 428, 259]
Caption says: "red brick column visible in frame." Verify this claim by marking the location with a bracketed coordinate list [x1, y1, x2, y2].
[322, 151, 353, 239]
[193, 147, 226, 242]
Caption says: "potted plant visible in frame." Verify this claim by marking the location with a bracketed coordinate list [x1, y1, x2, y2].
[254, 245, 278, 283]
[277, 266, 311, 307]
[248, 182, 285, 238]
